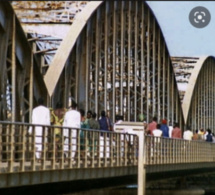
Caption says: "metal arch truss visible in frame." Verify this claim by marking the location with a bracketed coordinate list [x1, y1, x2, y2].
[45, 1, 184, 125]
[182, 56, 215, 132]
[0, 2, 48, 122]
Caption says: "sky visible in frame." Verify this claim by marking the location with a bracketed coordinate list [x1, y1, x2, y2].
[146, 1, 215, 57]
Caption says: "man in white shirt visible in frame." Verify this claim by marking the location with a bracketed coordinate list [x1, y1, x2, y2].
[152, 124, 162, 157]
[152, 124, 163, 142]
[183, 127, 193, 153]
[183, 128, 193, 140]
[63, 101, 81, 159]
[29, 98, 50, 160]
[153, 124, 163, 137]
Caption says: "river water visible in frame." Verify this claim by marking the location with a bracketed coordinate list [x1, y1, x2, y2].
[1, 183, 215, 195]
[61, 185, 215, 195]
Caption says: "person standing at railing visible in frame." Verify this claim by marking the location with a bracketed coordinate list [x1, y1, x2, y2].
[171, 122, 182, 160]
[98, 110, 113, 158]
[29, 97, 50, 161]
[206, 129, 213, 142]
[50, 102, 67, 161]
[152, 124, 163, 137]
[183, 127, 193, 155]
[160, 119, 169, 138]
[198, 128, 206, 140]
[86, 110, 93, 155]
[63, 100, 81, 160]
[171, 122, 182, 138]
[88, 112, 100, 157]
[147, 116, 157, 135]
[183, 127, 193, 140]
[99, 110, 113, 133]
[152, 124, 163, 158]
[160, 119, 169, 158]
[80, 109, 90, 158]
[192, 130, 201, 140]
[146, 116, 157, 160]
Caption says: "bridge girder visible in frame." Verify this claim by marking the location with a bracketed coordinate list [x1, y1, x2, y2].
[0, 2, 48, 122]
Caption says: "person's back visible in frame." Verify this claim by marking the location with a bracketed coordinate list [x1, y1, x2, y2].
[53, 108, 66, 123]
[160, 120, 169, 138]
[206, 133, 213, 142]
[99, 116, 108, 131]
[147, 116, 157, 135]
[183, 130, 193, 140]
[152, 124, 162, 144]
[160, 124, 169, 137]
[64, 109, 81, 128]
[99, 110, 112, 131]
[198, 129, 205, 140]
[51, 102, 67, 136]
[30, 97, 50, 160]
[89, 112, 100, 130]
[152, 129, 162, 137]
[193, 130, 201, 140]
[206, 129, 213, 142]
[32, 105, 50, 125]
[63, 101, 80, 158]
[172, 123, 182, 139]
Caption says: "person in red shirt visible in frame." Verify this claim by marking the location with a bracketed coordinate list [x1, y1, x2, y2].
[172, 122, 182, 138]
[147, 116, 157, 135]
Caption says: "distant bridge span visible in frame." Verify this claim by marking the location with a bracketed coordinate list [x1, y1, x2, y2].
[182, 56, 215, 131]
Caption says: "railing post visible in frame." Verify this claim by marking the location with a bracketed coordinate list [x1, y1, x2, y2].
[9, 124, 15, 172]
[138, 127, 146, 195]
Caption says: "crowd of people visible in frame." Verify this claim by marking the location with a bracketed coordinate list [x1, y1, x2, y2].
[29, 97, 215, 161]
[29, 98, 113, 161]
[146, 116, 215, 142]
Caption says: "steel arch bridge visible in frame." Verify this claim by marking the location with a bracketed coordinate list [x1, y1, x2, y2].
[181, 56, 215, 132]
[0, 1, 186, 127]
[44, 1, 183, 125]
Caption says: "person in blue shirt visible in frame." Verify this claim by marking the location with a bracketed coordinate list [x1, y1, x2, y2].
[99, 110, 113, 133]
[160, 119, 169, 138]
[206, 129, 213, 142]
[98, 110, 112, 158]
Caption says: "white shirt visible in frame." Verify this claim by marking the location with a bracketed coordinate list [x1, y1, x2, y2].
[152, 129, 162, 143]
[169, 126, 173, 138]
[63, 109, 81, 128]
[204, 132, 208, 140]
[152, 129, 162, 137]
[183, 130, 193, 140]
[29, 105, 50, 135]
[32, 105, 50, 125]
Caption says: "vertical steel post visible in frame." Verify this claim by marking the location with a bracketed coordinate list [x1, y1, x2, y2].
[138, 126, 145, 195]
[11, 14, 16, 122]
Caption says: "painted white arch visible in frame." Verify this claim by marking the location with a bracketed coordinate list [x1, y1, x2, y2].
[182, 56, 214, 124]
[44, 1, 103, 96]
